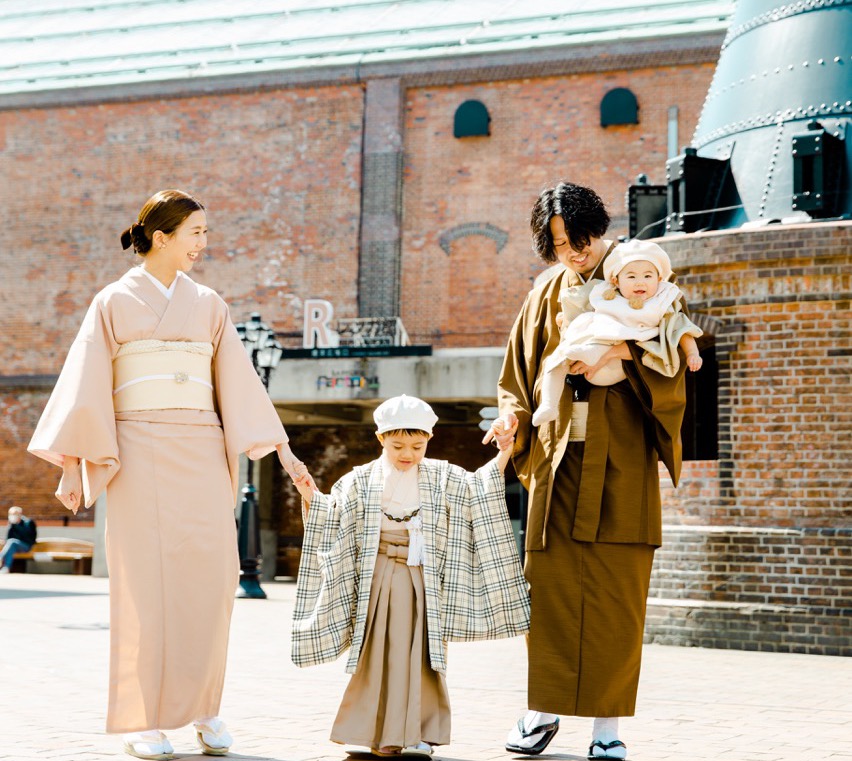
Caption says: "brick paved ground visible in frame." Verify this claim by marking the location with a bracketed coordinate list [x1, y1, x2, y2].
[1, 574, 850, 761]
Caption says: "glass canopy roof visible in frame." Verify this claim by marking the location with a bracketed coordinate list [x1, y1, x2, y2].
[0, 0, 733, 94]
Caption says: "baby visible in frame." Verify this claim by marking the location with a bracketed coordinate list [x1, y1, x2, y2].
[533, 239, 702, 427]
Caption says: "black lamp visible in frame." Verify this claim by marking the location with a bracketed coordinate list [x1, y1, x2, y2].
[234, 312, 283, 599]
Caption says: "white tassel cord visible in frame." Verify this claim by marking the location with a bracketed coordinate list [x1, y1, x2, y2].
[406, 514, 424, 566]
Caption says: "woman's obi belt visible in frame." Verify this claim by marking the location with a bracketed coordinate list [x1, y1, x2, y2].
[113, 340, 214, 412]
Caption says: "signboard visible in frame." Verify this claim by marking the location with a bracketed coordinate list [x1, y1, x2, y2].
[286, 301, 430, 359]
[281, 345, 432, 359]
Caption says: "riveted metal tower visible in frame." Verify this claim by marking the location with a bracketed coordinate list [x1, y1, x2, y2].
[629, 0, 851, 236]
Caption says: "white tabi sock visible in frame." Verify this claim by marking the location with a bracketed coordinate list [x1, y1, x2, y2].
[590, 717, 626, 759]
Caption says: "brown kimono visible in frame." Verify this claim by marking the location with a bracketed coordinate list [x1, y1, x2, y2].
[29, 268, 288, 733]
[499, 251, 687, 717]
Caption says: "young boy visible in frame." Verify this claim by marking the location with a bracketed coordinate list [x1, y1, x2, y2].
[291, 395, 529, 757]
[533, 239, 703, 427]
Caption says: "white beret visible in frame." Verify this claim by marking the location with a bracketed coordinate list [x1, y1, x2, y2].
[604, 239, 673, 283]
[373, 395, 438, 435]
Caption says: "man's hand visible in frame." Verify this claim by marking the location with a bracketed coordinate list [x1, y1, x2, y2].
[482, 414, 519, 449]
[569, 342, 630, 381]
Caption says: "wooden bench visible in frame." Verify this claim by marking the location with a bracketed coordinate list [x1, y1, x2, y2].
[1, 538, 94, 575]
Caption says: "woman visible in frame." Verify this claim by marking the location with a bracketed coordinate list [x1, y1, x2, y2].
[29, 190, 311, 760]
[491, 183, 688, 760]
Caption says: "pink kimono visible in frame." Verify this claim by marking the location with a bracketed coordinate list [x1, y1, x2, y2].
[28, 267, 287, 733]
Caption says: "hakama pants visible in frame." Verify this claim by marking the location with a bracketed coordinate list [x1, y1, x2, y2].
[332, 530, 451, 748]
[526, 442, 655, 717]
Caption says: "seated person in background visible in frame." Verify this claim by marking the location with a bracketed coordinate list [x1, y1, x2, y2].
[0, 505, 37, 573]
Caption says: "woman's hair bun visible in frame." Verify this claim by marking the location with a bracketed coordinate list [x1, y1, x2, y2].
[120, 221, 151, 254]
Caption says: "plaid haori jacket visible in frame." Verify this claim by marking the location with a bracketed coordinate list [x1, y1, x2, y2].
[291, 457, 530, 674]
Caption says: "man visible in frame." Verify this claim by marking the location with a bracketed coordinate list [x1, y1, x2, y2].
[0, 506, 38, 573]
[491, 183, 688, 760]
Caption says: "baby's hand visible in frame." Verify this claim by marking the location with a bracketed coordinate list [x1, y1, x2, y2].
[686, 353, 703, 372]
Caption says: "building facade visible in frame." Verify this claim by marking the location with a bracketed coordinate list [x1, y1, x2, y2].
[0, 1, 848, 654]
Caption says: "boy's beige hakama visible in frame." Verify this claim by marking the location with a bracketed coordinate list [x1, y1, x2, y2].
[331, 531, 451, 749]
[29, 268, 288, 733]
[292, 457, 530, 749]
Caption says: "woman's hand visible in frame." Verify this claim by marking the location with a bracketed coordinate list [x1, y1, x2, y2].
[276, 442, 303, 479]
[277, 444, 317, 495]
[481, 413, 518, 448]
[56, 457, 83, 515]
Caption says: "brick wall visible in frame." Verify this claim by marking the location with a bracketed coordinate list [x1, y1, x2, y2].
[659, 460, 720, 523]
[647, 526, 850, 656]
[648, 222, 852, 655]
[0, 85, 364, 376]
[662, 223, 851, 528]
[0, 84, 364, 517]
[0, 389, 57, 512]
[400, 62, 716, 347]
[0, 61, 718, 519]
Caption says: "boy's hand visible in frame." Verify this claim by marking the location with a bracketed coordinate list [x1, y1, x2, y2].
[290, 461, 316, 491]
[290, 462, 317, 508]
[686, 353, 703, 372]
[482, 414, 518, 449]
[491, 420, 517, 474]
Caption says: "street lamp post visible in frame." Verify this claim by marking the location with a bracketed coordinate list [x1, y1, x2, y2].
[234, 312, 283, 599]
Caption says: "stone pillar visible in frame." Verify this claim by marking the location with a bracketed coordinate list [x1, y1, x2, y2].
[358, 77, 404, 318]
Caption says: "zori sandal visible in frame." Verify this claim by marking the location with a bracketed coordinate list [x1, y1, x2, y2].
[402, 743, 434, 757]
[194, 718, 233, 756]
[587, 739, 627, 759]
[122, 730, 174, 760]
[505, 716, 560, 755]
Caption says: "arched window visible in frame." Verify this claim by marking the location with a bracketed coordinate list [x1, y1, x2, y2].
[454, 100, 491, 138]
[600, 87, 639, 127]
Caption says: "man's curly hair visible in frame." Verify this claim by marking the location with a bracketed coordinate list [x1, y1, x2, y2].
[530, 183, 611, 263]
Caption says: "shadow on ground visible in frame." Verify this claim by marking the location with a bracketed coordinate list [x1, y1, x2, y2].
[346, 753, 588, 761]
[0, 588, 108, 600]
[173, 754, 292, 760]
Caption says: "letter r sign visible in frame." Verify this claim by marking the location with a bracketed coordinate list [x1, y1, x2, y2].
[303, 299, 339, 348]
